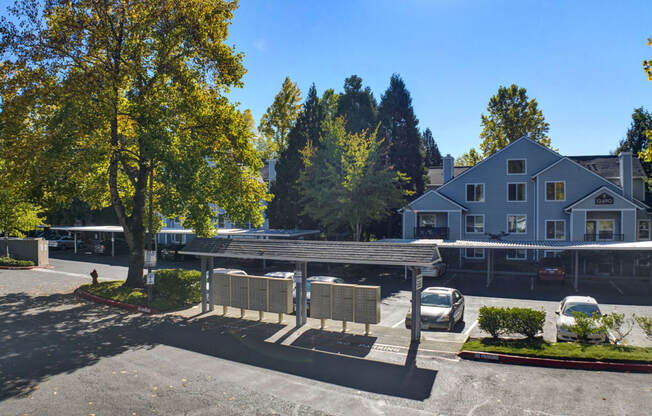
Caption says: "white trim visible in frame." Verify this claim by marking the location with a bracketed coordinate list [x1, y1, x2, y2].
[465, 183, 485, 203]
[544, 180, 566, 202]
[571, 208, 636, 212]
[405, 189, 468, 212]
[463, 247, 485, 259]
[465, 214, 485, 234]
[638, 220, 651, 240]
[506, 214, 527, 234]
[563, 186, 642, 211]
[442, 136, 561, 192]
[506, 182, 527, 202]
[506, 159, 527, 175]
[570, 211, 574, 241]
[545, 219, 566, 240]
[506, 248, 528, 260]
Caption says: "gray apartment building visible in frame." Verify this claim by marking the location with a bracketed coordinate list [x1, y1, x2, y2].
[401, 136, 651, 272]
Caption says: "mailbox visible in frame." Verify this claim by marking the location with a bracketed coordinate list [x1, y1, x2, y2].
[309, 281, 332, 319]
[212, 273, 231, 306]
[268, 277, 293, 314]
[230, 275, 249, 309]
[331, 283, 355, 322]
[354, 285, 381, 324]
[248, 276, 268, 311]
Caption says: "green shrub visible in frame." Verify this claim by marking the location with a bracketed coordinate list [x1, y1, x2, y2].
[634, 315, 652, 341]
[508, 308, 546, 339]
[478, 306, 510, 338]
[563, 312, 606, 344]
[154, 269, 201, 307]
[0, 256, 34, 267]
[600, 313, 633, 344]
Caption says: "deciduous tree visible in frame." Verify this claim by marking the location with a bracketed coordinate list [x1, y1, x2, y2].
[299, 118, 407, 241]
[258, 76, 302, 156]
[479, 84, 552, 157]
[456, 148, 483, 166]
[0, 0, 267, 286]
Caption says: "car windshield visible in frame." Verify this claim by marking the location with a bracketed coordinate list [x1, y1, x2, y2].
[421, 292, 451, 307]
[563, 303, 600, 317]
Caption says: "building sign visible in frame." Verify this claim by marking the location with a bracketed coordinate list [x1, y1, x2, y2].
[595, 192, 614, 205]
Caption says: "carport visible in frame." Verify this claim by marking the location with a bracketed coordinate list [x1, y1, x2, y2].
[179, 238, 442, 342]
[390, 239, 652, 291]
[48, 226, 320, 257]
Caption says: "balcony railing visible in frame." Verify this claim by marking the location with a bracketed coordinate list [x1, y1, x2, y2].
[584, 233, 624, 241]
[415, 226, 449, 239]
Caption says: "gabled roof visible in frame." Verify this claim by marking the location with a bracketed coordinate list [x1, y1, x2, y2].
[404, 189, 468, 212]
[426, 166, 471, 188]
[530, 156, 629, 193]
[439, 136, 561, 191]
[564, 186, 644, 212]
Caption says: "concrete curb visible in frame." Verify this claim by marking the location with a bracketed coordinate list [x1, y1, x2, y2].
[74, 288, 160, 314]
[458, 350, 652, 373]
[0, 264, 51, 270]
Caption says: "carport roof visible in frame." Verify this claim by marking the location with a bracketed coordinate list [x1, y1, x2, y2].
[381, 239, 652, 251]
[48, 226, 319, 238]
[179, 238, 441, 266]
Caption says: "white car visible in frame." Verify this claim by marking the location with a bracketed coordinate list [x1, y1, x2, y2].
[405, 287, 464, 331]
[555, 296, 606, 343]
[421, 262, 447, 278]
[213, 268, 247, 276]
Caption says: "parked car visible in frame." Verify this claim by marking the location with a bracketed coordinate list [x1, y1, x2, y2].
[47, 235, 76, 250]
[405, 287, 464, 331]
[421, 261, 448, 278]
[160, 243, 186, 261]
[264, 271, 295, 280]
[555, 296, 606, 343]
[213, 268, 247, 276]
[538, 257, 566, 281]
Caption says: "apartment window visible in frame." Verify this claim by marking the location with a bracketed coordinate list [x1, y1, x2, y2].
[638, 220, 650, 240]
[507, 159, 526, 174]
[546, 220, 566, 240]
[507, 183, 526, 201]
[506, 249, 527, 260]
[464, 248, 485, 259]
[545, 181, 565, 201]
[466, 183, 485, 202]
[466, 215, 485, 233]
[507, 215, 527, 234]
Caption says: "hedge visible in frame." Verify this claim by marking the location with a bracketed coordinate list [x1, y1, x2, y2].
[0, 256, 34, 267]
[478, 306, 545, 339]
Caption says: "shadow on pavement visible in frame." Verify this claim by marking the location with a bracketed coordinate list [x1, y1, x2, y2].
[0, 292, 437, 402]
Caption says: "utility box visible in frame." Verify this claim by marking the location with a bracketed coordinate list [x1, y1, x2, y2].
[230, 275, 249, 309]
[212, 273, 231, 306]
[309, 281, 332, 319]
[331, 283, 355, 322]
[268, 277, 293, 314]
[354, 285, 381, 324]
[248, 276, 268, 312]
[0, 238, 49, 266]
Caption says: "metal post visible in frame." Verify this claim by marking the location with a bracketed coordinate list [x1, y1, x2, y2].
[295, 261, 308, 327]
[74, 232, 77, 254]
[208, 257, 214, 311]
[486, 249, 492, 287]
[574, 251, 579, 292]
[200, 257, 207, 313]
[111, 232, 115, 257]
[411, 266, 422, 342]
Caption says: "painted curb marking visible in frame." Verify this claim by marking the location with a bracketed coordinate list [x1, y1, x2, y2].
[75, 288, 160, 314]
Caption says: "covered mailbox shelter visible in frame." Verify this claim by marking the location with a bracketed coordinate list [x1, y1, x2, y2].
[179, 238, 442, 342]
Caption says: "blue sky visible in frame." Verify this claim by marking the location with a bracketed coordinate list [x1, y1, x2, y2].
[227, 0, 651, 159]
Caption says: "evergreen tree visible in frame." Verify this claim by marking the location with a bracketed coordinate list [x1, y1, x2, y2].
[422, 128, 443, 167]
[336, 75, 378, 134]
[616, 107, 652, 177]
[267, 85, 336, 229]
[375, 74, 425, 237]
[479, 84, 552, 157]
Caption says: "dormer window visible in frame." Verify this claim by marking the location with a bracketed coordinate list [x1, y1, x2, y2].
[507, 159, 526, 175]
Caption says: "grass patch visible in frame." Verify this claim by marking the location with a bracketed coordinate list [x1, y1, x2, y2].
[0, 256, 34, 267]
[463, 338, 652, 363]
[79, 268, 201, 312]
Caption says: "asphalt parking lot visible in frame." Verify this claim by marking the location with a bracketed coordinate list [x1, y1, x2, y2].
[41, 251, 652, 346]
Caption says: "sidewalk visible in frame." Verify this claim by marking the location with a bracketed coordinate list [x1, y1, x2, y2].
[170, 306, 468, 360]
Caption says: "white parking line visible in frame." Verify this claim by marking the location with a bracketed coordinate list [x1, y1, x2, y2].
[609, 280, 624, 295]
[391, 319, 405, 328]
[31, 268, 115, 281]
[463, 320, 478, 336]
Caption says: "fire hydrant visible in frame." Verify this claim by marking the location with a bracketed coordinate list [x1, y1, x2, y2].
[90, 269, 99, 286]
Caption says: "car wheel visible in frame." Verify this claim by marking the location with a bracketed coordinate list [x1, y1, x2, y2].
[405, 318, 411, 329]
[460, 307, 465, 323]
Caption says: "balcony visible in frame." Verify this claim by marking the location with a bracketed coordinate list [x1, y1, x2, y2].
[584, 233, 624, 241]
[415, 226, 449, 239]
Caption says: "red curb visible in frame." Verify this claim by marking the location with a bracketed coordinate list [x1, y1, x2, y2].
[458, 350, 652, 373]
[75, 288, 160, 314]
